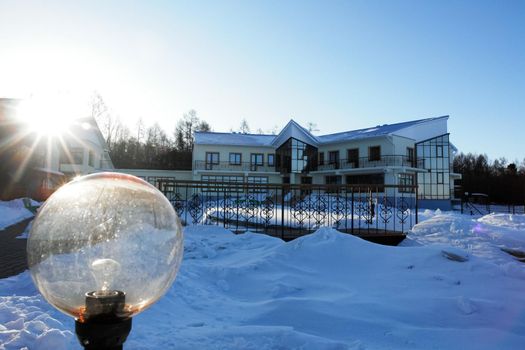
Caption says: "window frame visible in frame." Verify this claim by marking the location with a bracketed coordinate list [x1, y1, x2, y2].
[368, 146, 381, 161]
[88, 150, 95, 167]
[347, 148, 359, 168]
[229, 152, 242, 165]
[436, 145, 444, 158]
[328, 151, 340, 165]
[267, 154, 275, 167]
[59, 147, 84, 165]
[437, 171, 444, 184]
[250, 153, 264, 171]
[399, 173, 415, 193]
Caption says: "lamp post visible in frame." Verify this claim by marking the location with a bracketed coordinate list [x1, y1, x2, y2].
[27, 172, 184, 349]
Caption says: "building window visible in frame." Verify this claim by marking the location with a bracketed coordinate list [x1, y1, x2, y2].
[229, 153, 241, 165]
[328, 151, 339, 168]
[60, 147, 84, 165]
[325, 175, 342, 185]
[250, 153, 264, 171]
[267, 154, 275, 167]
[437, 172, 444, 184]
[436, 145, 444, 158]
[399, 173, 415, 193]
[319, 152, 324, 165]
[346, 174, 384, 191]
[88, 150, 95, 167]
[206, 152, 219, 170]
[202, 175, 244, 182]
[247, 176, 268, 184]
[407, 147, 414, 161]
[201, 175, 244, 192]
[368, 146, 381, 161]
[347, 148, 359, 168]
[147, 176, 175, 189]
[247, 176, 269, 193]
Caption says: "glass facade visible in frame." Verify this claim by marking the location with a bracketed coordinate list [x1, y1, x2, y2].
[276, 138, 318, 174]
[416, 134, 451, 199]
[398, 173, 415, 193]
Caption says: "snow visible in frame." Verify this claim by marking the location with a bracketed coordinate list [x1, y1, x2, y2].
[2, 211, 525, 349]
[316, 116, 448, 144]
[0, 199, 37, 230]
[403, 211, 525, 265]
[194, 132, 276, 147]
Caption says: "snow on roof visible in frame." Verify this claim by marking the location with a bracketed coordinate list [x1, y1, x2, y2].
[195, 116, 448, 147]
[317, 116, 449, 144]
[194, 131, 276, 146]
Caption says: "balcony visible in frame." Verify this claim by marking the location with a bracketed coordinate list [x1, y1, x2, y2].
[317, 155, 424, 171]
[194, 160, 276, 173]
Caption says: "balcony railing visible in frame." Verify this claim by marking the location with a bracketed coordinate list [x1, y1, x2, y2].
[317, 155, 424, 171]
[195, 160, 276, 172]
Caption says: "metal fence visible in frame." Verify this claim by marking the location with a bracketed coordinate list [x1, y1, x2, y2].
[156, 180, 418, 241]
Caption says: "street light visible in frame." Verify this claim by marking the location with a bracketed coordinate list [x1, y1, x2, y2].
[27, 172, 184, 349]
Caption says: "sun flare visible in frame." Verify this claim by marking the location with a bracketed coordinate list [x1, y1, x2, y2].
[17, 95, 77, 137]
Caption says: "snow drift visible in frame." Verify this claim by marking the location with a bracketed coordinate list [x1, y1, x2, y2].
[1, 212, 525, 349]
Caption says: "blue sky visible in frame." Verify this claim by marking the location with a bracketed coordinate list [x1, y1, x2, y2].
[0, 0, 523, 161]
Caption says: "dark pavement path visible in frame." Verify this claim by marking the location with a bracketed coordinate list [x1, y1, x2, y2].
[0, 218, 32, 279]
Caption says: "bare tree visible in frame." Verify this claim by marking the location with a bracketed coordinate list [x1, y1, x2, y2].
[174, 109, 210, 151]
[239, 118, 250, 134]
[136, 117, 145, 143]
[89, 92, 126, 151]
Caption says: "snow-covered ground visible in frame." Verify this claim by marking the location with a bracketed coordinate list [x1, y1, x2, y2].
[1, 206, 525, 349]
[0, 199, 36, 230]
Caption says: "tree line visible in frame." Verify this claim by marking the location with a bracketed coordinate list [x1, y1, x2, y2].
[453, 153, 525, 204]
[92, 94, 264, 170]
[92, 94, 212, 170]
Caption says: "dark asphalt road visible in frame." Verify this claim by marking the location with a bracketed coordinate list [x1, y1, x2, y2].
[0, 218, 32, 279]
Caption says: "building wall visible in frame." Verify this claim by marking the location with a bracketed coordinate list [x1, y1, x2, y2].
[317, 136, 396, 160]
[51, 121, 113, 179]
[193, 144, 275, 165]
[114, 169, 193, 186]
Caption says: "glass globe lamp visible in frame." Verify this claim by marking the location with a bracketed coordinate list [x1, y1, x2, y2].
[27, 172, 184, 349]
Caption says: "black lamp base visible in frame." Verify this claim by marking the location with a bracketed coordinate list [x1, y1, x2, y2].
[75, 317, 132, 350]
[75, 290, 132, 350]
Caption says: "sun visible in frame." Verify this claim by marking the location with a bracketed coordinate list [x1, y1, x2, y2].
[17, 95, 77, 137]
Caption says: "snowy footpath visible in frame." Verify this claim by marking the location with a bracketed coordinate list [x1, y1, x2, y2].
[0, 200, 36, 231]
[1, 210, 525, 349]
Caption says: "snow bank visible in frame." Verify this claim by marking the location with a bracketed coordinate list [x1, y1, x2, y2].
[0, 273, 73, 349]
[0, 199, 37, 230]
[404, 211, 525, 266]
[2, 216, 525, 349]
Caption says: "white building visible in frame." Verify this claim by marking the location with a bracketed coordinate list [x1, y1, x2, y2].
[120, 116, 460, 210]
[0, 98, 113, 199]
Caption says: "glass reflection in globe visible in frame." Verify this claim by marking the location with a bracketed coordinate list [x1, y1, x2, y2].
[27, 172, 184, 322]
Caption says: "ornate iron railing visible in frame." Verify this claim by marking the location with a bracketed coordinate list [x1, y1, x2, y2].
[317, 155, 424, 171]
[156, 180, 419, 241]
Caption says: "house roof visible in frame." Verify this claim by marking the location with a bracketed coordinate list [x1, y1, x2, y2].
[194, 131, 276, 147]
[270, 119, 320, 147]
[194, 116, 449, 147]
[317, 116, 449, 144]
